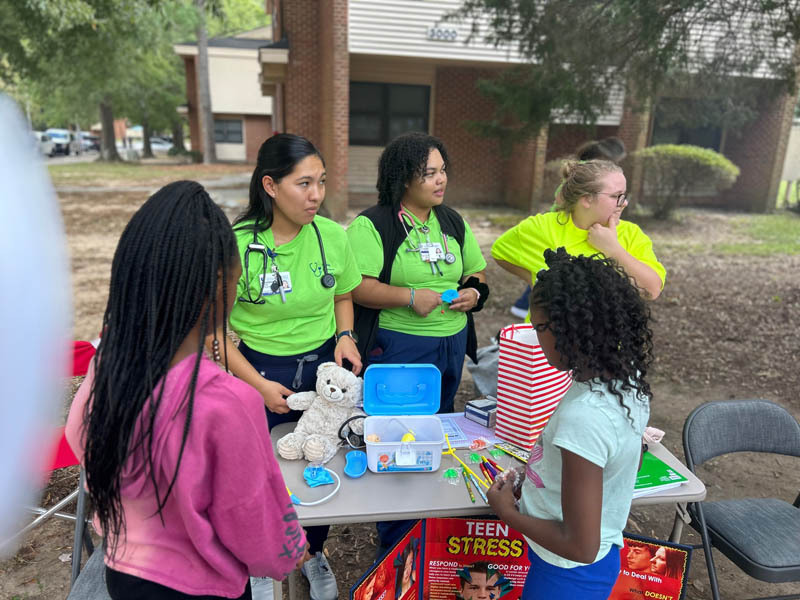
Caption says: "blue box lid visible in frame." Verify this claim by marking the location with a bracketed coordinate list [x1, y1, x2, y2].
[362, 364, 441, 415]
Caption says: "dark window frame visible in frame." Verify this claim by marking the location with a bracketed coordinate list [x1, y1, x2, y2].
[349, 82, 430, 146]
[214, 118, 243, 144]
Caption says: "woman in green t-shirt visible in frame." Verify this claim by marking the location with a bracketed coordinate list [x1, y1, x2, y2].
[492, 159, 665, 303]
[347, 132, 488, 414]
[206, 133, 361, 600]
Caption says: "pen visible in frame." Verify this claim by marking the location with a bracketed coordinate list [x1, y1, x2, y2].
[462, 468, 476, 503]
[469, 473, 489, 503]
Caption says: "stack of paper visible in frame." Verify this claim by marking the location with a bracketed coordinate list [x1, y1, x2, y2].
[633, 451, 688, 498]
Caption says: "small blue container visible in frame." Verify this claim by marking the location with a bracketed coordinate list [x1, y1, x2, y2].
[362, 364, 444, 473]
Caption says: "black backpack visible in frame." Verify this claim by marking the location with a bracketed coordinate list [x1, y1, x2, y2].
[352, 203, 479, 364]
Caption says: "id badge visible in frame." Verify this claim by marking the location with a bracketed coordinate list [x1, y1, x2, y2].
[419, 243, 431, 262]
[260, 271, 293, 296]
[428, 242, 444, 262]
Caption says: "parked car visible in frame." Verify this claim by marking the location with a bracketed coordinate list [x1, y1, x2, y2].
[32, 131, 55, 157]
[79, 132, 100, 152]
[149, 137, 173, 152]
[45, 128, 79, 155]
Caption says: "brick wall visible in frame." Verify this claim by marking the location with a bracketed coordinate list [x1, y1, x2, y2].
[433, 67, 506, 206]
[244, 115, 272, 163]
[183, 56, 201, 154]
[318, 0, 349, 219]
[724, 86, 800, 212]
[283, 1, 321, 144]
[617, 94, 652, 203]
[282, 0, 349, 218]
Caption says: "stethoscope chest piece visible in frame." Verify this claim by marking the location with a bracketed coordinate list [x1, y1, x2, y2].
[444, 252, 456, 264]
[321, 273, 336, 289]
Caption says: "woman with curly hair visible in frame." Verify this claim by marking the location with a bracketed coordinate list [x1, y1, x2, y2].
[494, 159, 665, 309]
[347, 132, 488, 555]
[347, 132, 487, 411]
[487, 248, 653, 599]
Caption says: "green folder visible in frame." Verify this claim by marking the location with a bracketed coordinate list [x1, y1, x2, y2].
[634, 451, 688, 498]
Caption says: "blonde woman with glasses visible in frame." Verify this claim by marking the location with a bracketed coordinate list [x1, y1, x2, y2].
[492, 159, 665, 303]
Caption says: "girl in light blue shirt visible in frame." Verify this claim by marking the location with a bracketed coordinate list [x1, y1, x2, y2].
[487, 247, 653, 599]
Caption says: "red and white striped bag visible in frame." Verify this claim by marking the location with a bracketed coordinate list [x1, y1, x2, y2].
[494, 323, 573, 450]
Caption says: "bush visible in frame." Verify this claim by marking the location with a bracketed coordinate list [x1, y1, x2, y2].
[632, 144, 740, 219]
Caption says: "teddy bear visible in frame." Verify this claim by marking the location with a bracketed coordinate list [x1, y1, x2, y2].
[276, 361, 365, 464]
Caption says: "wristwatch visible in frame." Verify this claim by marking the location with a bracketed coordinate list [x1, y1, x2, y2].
[335, 330, 358, 343]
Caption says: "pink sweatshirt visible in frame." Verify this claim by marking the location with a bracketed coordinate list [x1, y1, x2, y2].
[66, 354, 306, 598]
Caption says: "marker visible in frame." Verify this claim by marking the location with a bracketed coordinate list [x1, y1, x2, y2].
[484, 456, 505, 473]
[469, 473, 489, 503]
[480, 462, 494, 483]
[462, 468, 476, 503]
[482, 460, 498, 480]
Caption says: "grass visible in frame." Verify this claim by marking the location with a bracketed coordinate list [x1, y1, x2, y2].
[47, 161, 250, 187]
[713, 212, 800, 255]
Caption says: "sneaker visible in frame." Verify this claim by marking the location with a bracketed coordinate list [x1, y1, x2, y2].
[249, 576, 274, 600]
[509, 305, 528, 319]
[301, 551, 338, 600]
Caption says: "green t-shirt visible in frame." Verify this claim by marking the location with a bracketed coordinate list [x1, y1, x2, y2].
[491, 211, 666, 287]
[230, 216, 362, 356]
[346, 209, 487, 337]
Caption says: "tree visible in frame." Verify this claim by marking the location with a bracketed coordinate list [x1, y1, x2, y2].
[195, 0, 217, 163]
[447, 0, 800, 145]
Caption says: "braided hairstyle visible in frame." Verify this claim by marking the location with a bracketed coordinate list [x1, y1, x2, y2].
[530, 248, 653, 416]
[84, 180, 237, 557]
[377, 132, 449, 207]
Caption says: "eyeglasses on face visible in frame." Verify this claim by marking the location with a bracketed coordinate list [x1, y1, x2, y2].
[596, 192, 629, 207]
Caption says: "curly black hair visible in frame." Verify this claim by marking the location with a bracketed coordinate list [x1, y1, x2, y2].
[377, 132, 449, 206]
[530, 248, 654, 417]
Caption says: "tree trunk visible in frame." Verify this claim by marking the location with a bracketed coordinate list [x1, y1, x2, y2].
[195, 0, 216, 164]
[99, 96, 122, 162]
[142, 118, 154, 159]
[171, 117, 186, 152]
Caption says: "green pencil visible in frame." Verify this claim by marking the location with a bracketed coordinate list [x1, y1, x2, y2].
[462, 468, 476, 503]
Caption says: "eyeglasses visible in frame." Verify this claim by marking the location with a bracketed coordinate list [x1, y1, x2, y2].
[596, 192, 628, 207]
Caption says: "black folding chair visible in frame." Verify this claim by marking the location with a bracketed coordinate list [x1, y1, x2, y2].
[683, 399, 800, 600]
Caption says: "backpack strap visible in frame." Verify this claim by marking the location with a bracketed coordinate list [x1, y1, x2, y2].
[352, 204, 404, 359]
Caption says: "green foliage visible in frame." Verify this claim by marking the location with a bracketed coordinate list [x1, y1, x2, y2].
[713, 213, 800, 255]
[447, 0, 800, 144]
[633, 144, 740, 219]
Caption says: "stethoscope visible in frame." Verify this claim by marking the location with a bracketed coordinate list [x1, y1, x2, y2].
[239, 220, 335, 304]
[397, 207, 456, 265]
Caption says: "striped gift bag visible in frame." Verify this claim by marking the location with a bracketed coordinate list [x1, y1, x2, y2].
[494, 323, 573, 450]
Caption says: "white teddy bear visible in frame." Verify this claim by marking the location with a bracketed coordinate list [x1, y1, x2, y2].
[276, 362, 365, 464]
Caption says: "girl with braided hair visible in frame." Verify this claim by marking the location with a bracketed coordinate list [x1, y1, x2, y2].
[66, 181, 308, 600]
[487, 248, 653, 599]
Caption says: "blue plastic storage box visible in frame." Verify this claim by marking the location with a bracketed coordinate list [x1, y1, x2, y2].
[362, 364, 445, 473]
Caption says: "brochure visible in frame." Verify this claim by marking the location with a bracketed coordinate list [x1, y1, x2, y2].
[634, 451, 688, 498]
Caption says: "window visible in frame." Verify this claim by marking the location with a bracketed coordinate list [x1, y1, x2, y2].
[214, 119, 243, 144]
[349, 82, 430, 146]
[650, 99, 723, 151]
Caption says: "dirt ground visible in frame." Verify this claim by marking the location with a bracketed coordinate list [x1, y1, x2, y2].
[2, 169, 799, 599]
